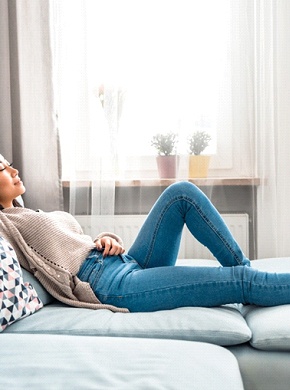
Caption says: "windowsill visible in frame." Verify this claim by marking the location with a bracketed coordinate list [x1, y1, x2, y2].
[62, 177, 261, 188]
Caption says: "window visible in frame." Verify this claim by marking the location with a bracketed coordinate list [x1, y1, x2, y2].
[52, 0, 241, 180]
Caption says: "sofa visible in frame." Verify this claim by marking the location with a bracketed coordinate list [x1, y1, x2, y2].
[1, 235, 290, 390]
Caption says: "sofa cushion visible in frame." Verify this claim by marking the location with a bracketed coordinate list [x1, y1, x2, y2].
[0, 334, 244, 389]
[21, 268, 54, 306]
[243, 257, 290, 351]
[0, 237, 43, 331]
[6, 301, 251, 346]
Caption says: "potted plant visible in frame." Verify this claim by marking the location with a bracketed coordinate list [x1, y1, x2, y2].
[151, 132, 179, 178]
[187, 130, 211, 178]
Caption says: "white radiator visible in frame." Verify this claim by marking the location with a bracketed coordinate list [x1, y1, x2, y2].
[75, 213, 249, 259]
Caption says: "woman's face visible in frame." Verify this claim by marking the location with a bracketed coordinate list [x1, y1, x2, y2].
[0, 155, 26, 208]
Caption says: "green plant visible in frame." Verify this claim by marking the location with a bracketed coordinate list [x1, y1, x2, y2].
[188, 131, 211, 155]
[151, 132, 178, 156]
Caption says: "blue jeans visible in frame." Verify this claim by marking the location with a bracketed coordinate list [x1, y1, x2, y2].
[77, 182, 290, 312]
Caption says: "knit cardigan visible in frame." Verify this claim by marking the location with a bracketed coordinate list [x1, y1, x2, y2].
[0, 207, 128, 313]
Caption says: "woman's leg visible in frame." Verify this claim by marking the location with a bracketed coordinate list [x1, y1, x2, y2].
[128, 181, 250, 269]
[85, 254, 290, 312]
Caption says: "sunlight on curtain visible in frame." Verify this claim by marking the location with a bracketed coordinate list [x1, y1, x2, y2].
[254, 0, 278, 257]
[52, 0, 238, 181]
[51, 0, 290, 259]
[230, 0, 290, 258]
[255, 0, 290, 258]
[52, 0, 116, 221]
[85, 0, 228, 156]
[52, 3, 237, 173]
[52, 0, 257, 256]
[87, 0, 243, 179]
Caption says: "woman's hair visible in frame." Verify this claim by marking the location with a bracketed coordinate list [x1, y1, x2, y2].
[0, 199, 23, 211]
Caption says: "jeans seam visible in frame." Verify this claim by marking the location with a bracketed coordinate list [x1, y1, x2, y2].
[100, 280, 231, 298]
[144, 194, 243, 268]
[186, 196, 244, 265]
[143, 196, 183, 268]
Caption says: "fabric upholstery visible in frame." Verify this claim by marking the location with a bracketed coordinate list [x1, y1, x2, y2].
[229, 344, 290, 390]
[0, 237, 43, 331]
[243, 257, 290, 350]
[0, 334, 244, 390]
[5, 301, 252, 346]
[21, 268, 54, 306]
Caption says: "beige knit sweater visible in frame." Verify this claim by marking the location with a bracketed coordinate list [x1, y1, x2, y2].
[0, 208, 128, 313]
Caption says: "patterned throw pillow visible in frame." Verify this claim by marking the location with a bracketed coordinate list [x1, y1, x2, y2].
[0, 236, 43, 332]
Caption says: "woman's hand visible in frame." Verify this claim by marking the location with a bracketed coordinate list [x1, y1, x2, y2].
[95, 236, 125, 258]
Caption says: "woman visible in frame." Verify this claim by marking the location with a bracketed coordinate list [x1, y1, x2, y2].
[1, 154, 290, 313]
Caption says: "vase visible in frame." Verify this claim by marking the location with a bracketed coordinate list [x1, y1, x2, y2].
[156, 155, 180, 179]
[188, 155, 211, 178]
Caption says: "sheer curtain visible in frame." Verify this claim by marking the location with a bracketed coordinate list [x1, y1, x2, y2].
[52, 0, 116, 236]
[0, 0, 63, 211]
[54, 0, 237, 178]
[52, 0, 238, 241]
[255, 0, 290, 258]
[51, 0, 290, 259]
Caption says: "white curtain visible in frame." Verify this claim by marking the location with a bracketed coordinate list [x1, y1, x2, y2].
[54, 0, 237, 178]
[51, 0, 290, 258]
[255, 0, 290, 258]
[52, 0, 237, 208]
[0, 0, 63, 211]
[52, 0, 116, 231]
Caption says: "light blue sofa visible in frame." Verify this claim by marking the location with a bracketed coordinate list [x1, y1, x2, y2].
[2, 243, 290, 389]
